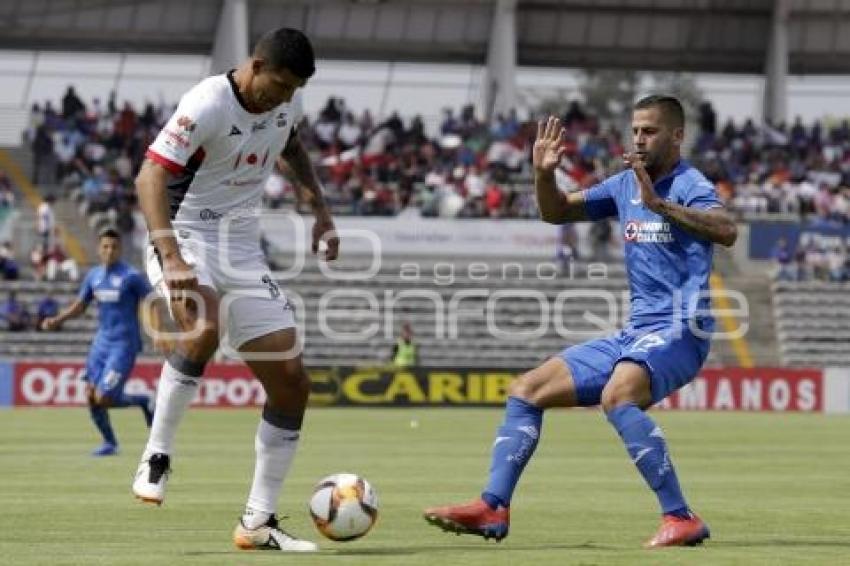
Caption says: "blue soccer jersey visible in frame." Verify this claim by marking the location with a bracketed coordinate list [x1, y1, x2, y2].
[78, 261, 153, 353]
[558, 160, 724, 406]
[583, 160, 722, 330]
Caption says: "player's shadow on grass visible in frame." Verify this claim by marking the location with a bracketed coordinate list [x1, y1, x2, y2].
[182, 544, 599, 559]
[718, 538, 850, 549]
[329, 542, 613, 556]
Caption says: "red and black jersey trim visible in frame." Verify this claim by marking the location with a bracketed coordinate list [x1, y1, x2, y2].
[166, 147, 206, 219]
[227, 69, 252, 113]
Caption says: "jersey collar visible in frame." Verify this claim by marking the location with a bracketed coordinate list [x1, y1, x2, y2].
[653, 159, 688, 187]
[227, 69, 255, 115]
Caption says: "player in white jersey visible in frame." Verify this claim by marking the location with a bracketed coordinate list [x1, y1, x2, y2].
[130, 28, 339, 552]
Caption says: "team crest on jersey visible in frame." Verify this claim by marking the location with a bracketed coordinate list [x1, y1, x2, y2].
[110, 275, 123, 287]
[276, 112, 288, 128]
[624, 220, 674, 243]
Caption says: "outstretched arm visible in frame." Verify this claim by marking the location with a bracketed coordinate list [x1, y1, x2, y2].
[41, 298, 86, 331]
[625, 153, 737, 247]
[279, 134, 339, 260]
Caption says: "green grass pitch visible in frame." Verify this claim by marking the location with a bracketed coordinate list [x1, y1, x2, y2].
[1, 407, 848, 565]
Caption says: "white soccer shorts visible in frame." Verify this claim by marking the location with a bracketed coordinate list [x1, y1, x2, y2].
[145, 233, 296, 350]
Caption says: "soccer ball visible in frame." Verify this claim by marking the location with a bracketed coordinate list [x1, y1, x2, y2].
[308, 473, 378, 541]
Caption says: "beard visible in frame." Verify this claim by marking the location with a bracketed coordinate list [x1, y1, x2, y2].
[641, 145, 672, 178]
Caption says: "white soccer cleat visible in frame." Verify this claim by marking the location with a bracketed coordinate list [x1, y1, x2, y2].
[233, 515, 318, 552]
[132, 453, 171, 505]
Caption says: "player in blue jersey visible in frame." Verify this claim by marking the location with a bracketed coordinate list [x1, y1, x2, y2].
[424, 95, 737, 548]
[42, 228, 157, 456]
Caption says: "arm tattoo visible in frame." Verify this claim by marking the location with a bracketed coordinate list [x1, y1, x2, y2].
[655, 201, 737, 247]
[282, 136, 328, 214]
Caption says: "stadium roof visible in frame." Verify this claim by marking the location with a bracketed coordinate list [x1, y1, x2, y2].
[0, 0, 848, 75]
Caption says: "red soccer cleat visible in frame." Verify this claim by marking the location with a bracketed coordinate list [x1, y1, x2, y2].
[423, 498, 510, 541]
[644, 512, 710, 548]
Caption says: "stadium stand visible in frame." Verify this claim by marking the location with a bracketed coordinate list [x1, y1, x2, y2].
[16, 92, 838, 371]
[24, 76, 850, 374]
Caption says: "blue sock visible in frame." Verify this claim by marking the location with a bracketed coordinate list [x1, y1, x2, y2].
[89, 405, 117, 446]
[607, 403, 689, 517]
[481, 396, 543, 509]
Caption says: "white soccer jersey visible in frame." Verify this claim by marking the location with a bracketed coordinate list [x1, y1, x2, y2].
[146, 71, 302, 240]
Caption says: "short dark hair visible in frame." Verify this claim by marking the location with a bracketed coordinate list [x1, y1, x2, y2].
[634, 95, 684, 129]
[98, 227, 120, 241]
[253, 27, 316, 79]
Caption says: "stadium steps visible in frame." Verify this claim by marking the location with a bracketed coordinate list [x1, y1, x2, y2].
[1, 146, 39, 263]
[0, 147, 94, 267]
[50, 190, 97, 266]
[713, 273, 778, 367]
[712, 243, 740, 276]
[2, 145, 33, 182]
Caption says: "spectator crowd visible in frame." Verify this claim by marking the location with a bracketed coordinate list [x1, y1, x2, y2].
[12, 85, 850, 273]
[27, 87, 850, 227]
[26, 87, 631, 223]
[693, 102, 850, 223]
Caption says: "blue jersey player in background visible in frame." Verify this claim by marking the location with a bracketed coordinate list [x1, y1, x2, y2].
[43, 228, 158, 456]
[424, 95, 738, 548]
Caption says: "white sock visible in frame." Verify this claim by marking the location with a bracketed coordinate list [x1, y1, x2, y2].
[241, 508, 271, 530]
[143, 360, 201, 459]
[244, 419, 300, 520]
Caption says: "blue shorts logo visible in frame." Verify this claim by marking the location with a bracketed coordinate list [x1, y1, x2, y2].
[630, 333, 666, 353]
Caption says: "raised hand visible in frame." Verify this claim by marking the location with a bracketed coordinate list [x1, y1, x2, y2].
[532, 116, 567, 173]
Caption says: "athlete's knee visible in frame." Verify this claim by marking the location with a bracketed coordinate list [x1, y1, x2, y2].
[602, 362, 652, 413]
[600, 386, 624, 414]
[180, 323, 219, 361]
[173, 296, 221, 358]
[166, 349, 208, 380]
[284, 369, 311, 400]
[600, 381, 649, 413]
[263, 367, 310, 408]
[198, 325, 220, 355]
[507, 372, 538, 402]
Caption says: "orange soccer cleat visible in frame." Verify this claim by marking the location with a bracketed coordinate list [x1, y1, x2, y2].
[644, 512, 710, 548]
[423, 498, 510, 541]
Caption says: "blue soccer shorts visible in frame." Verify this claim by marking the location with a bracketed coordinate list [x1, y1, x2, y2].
[559, 322, 710, 406]
[84, 344, 138, 399]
